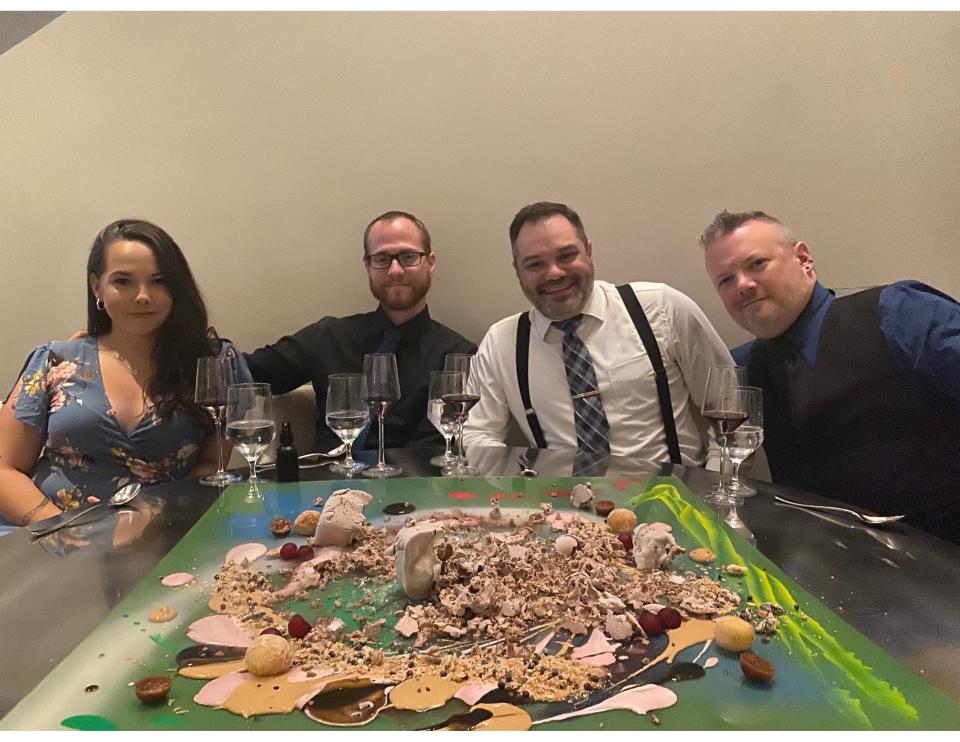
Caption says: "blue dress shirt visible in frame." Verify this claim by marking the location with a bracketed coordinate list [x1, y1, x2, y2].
[732, 280, 960, 408]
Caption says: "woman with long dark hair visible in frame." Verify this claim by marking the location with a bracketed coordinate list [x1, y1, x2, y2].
[0, 219, 251, 531]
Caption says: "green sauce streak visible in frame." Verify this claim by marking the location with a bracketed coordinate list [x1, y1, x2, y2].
[61, 715, 119, 731]
[629, 482, 918, 724]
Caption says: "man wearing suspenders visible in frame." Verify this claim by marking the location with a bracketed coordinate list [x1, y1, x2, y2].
[463, 202, 734, 468]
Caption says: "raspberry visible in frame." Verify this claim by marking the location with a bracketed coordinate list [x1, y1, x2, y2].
[638, 610, 665, 636]
[279, 542, 298, 560]
[296, 544, 315, 561]
[616, 533, 633, 551]
[259, 627, 283, 637]
[658, 607, 682, 630]
[288, 614, 312, 639]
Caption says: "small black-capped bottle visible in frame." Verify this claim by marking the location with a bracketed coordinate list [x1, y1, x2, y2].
[275, 421, 300, 482]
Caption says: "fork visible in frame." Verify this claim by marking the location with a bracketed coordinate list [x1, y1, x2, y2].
[259, 444, 348, 471]
[773, 495, 905, 525]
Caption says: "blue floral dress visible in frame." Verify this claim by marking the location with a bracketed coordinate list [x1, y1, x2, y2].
[1, 336, 252, 530]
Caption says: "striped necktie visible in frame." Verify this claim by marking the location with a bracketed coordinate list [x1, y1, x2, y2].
[553, 315, 611, 454]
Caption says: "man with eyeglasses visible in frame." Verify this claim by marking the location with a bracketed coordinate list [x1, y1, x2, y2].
[245, 211, 476, 453]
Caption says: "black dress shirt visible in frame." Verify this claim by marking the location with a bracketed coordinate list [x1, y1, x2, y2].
[245, 306, 476, 452]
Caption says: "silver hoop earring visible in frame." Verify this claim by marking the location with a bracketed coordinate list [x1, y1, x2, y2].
[96, 298, 104, 311]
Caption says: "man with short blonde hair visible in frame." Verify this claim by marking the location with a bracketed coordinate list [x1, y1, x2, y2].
[702, 209, 960, 543]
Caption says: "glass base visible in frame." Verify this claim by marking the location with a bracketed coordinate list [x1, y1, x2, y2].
[442, 464, 479, 477]
[329, 459, 368, 475]
[361, 464, 402, 479]
[199, 470, 243, 487]
[430, 453, 457, 468]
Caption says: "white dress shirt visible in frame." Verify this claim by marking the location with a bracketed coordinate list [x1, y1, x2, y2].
[463, 280, 734, 466]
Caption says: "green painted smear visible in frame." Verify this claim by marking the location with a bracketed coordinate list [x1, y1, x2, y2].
[630, 482, 918, 724]
[61, 714, 119, 731]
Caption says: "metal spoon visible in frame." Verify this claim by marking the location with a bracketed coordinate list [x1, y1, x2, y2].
[28, 482, 142, 537]
[518, 454, 538, 477]
[773, 495, 905, 526]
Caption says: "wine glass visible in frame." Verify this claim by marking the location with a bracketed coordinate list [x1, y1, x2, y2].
[726, 386, 764, 498]
[428, 370, 461, 468]
[195, 356, 242, 487]
[361, 353, 402, 479]
[442, 353, 479, 477]
[225, 383, 275, 485]
[325, 373, 369, 476]
[444, 353, 473, 379]
[701, 366, 749, 502]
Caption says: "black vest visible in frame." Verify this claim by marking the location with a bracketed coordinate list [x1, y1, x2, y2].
[748, 286, 960, 544]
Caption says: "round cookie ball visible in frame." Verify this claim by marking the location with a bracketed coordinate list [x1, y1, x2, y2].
[606, 508, 638, 534]
[554, 534, 578, 556]
[294, 509, 321, 536]
[714, 615, 755, 652]
[244, 633, 295, 677]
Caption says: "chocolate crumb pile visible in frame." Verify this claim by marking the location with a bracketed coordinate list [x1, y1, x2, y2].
[207, 508, 744, 703]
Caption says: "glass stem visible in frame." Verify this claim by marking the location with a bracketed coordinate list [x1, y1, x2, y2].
[377, 413, 386, 469]
[343, 445, 356, 470]
[457, 417, 465, 468]
[731, 459, 743, 488]
[248, 457, 258, 482]
[214, 417, 225, 476]
[718, 435, 729, 495]
[443, 433, 454, 461]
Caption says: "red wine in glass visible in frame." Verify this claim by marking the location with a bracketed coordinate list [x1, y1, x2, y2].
[366, 395, 395, 417]
[441, 393, 480, 416]
[703, 409, 749, 437]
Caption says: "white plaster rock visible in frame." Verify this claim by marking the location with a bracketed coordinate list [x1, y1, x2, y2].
[570, 483, 594, 509]
[631, 522, 680, 571]
[395, 521, 443, 600]
[605, 612, 635, 641]
[314, 488, 373, 547]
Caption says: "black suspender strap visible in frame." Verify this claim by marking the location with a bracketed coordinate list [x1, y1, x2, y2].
[515, 312, 548, 449]
[616, 284, 683, 465]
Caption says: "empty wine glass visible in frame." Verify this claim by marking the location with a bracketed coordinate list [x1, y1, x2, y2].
[225, 383, 275, 484]
[325, 373, 369, 476]
[701, 366, 748, 502]
[726, 386, 764, 498]
[195, 356, 242, 487]
[428, 370, 461, 468]
[361, 353, 402, 479]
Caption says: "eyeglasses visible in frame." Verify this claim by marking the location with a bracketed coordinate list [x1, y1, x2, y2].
[363, 251, 427, 270]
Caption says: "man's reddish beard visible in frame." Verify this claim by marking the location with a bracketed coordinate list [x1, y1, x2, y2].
[369, 273, 432, 311]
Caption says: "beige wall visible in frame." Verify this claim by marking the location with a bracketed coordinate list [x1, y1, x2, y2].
[2, 11, 959, 385]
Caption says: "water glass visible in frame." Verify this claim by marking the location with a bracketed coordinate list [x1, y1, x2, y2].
[726, 386, 763, 497]
[225, 383, 275, 484]
[428, 370, 461, 468]
[325, 373, 369, 476]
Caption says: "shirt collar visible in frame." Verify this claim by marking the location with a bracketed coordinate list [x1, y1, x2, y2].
[530, 281, 604, 340]
[364, 304, 432, 342]
[780, 281, 833, 359]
